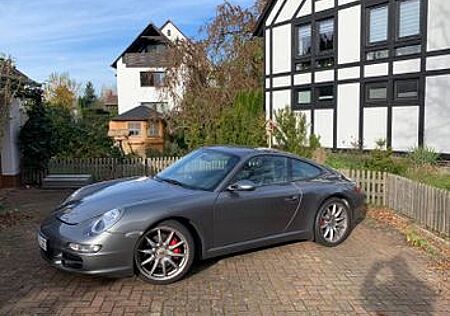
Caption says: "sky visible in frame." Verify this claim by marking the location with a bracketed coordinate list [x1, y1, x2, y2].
[0, 0, 254, 93]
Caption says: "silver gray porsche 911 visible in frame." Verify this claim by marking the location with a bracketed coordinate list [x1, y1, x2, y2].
[39, 146, 366, 284]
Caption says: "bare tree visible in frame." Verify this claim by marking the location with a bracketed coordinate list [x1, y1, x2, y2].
[164, 0, 266, 148]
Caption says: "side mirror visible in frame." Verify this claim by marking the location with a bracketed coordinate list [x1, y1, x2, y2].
[227, 180, 256, 192]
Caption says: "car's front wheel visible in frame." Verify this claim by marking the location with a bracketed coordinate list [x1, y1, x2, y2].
[135, 220, 194, 285]
[314, 198, 351, 247]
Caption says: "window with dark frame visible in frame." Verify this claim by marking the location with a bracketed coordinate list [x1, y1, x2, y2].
[364, 79, 419, 105]
[140, 72, 166, 87]
[318, 19, 334, 53]
[367, 49, 389, 61]
[395, 44, 421, 56]
[394, 79, 419, 100]
[295, 16, 335, 72]
[365, 0, 422, 61]
[316, 85, 334, 103]
[296, 89, 312, 105]
[297, 24, 312, 56]
[366, 82, 388, 102]
[397, 0, 421, 39]
[368, 4, 389, 44]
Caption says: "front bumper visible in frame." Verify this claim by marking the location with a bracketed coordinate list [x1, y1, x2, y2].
[39, 223, 137, 278]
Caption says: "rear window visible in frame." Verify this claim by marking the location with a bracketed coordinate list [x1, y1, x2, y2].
[291, 159, 322, 181]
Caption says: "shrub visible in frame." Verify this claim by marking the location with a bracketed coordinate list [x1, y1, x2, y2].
[407, 146, 439, 167]
[273, 106, 321, 158]
[364, 139, 407, 174]
[216, 90, 267, 147]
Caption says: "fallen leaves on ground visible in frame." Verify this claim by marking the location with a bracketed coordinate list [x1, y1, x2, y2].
[0, 209, 33, 231]
[368, 207, 450, 274]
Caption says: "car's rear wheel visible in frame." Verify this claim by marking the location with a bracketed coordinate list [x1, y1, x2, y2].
[314, 198, 351, 247]
[135, 220, 194, 285]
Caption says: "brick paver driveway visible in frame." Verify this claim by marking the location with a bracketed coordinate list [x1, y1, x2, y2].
[0, 189, 448, 315]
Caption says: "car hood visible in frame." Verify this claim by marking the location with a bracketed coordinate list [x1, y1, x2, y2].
[55, 177, 197, 225]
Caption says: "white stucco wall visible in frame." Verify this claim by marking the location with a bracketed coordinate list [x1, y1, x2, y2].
[315, 0, 334, 12]
[363, 107, 387, 150]
[427, 0, 450, 52]
[272, 75, 291, 88]
[314, 70, 334, 83]
[265, 92, 271, 121]
[161, 21, 185, 42]
[364, 63, 389, 77]
[314, 109, 334, 148]
[297, 0, 312, 18]
[266, 0, 285, 26]
[265, 29, 271, 75]
[337, 83, 360, 149]
[338, 5, 361, 65]
[276, 0, 304, 23]
[338, 66, 360, 81]
[424, 75, 450, 153]
[1, 99, 23, 176]
[273, 90, 291, 114]
[116, 59, 171, 114]
[115, 21, 186, 115]
[272, 24, 292, 74]
[426, 54, 450, 71]
[393, 58, 421, 74]
[392, 106, 419, 151]
[299, 110, 312, 139]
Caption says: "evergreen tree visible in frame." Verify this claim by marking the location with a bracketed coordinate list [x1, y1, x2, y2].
[79, 81, 97, 108]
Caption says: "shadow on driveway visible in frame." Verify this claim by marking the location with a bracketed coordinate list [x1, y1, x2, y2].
[361, 255, 436, 314]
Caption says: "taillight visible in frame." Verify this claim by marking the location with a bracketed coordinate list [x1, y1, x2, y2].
[354, 184, 362, 193]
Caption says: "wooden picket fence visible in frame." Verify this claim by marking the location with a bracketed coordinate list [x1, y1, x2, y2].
[340, 169, 386, 206]
[384, 174, 449, 237]
[21, 157, 449, 237]
[22, 157, 179, 184]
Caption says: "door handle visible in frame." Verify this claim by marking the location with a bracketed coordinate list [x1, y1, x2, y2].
[285, 195, 299, 202]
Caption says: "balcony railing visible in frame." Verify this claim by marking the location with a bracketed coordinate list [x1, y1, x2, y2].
[123, 52, 170, 68]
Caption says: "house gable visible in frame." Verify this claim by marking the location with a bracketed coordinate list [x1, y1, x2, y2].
[257, 0, 450, 154]
[111, 22, 169, 68]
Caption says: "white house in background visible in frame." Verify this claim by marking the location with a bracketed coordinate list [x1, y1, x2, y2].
[112, 20, 187, 115]
[255, 0, 450, 154]
[0, 69, 30, 188]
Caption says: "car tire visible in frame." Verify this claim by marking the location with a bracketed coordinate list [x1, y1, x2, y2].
[314, 198, 352, 247]
[134, 220, 195, 285]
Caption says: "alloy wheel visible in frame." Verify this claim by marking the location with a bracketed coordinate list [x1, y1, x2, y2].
[136, 226, 190, 282]
[319, 202, 349, 244]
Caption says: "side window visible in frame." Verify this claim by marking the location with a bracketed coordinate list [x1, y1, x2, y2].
[234, 156, 288, 187]
[291, 159, 322, 181]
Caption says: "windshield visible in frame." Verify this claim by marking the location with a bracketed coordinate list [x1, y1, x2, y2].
[156, 149, 240, 191]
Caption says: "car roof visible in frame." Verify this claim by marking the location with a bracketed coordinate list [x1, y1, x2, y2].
[204, 145, 328, 170]
[204, 145, 292, 158]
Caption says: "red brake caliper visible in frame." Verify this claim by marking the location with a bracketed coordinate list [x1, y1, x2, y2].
[169, 237, 181, 254]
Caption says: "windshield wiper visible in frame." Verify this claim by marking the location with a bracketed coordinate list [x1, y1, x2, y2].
[154, 176, 197, 190]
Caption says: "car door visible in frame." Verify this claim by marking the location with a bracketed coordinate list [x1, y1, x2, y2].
[213, 155, 302, 247]
[285, 158, 326, 231]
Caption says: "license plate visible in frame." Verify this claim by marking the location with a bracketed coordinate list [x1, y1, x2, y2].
[38, 234, 47, 252]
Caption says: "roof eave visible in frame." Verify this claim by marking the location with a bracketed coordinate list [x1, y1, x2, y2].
[253, 0, 276, 37]
[111, 22, 171, 69]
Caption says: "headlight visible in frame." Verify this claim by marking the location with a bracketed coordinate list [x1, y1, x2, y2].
[68, 243, 101, 253]
[90, 209, 122, 235]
